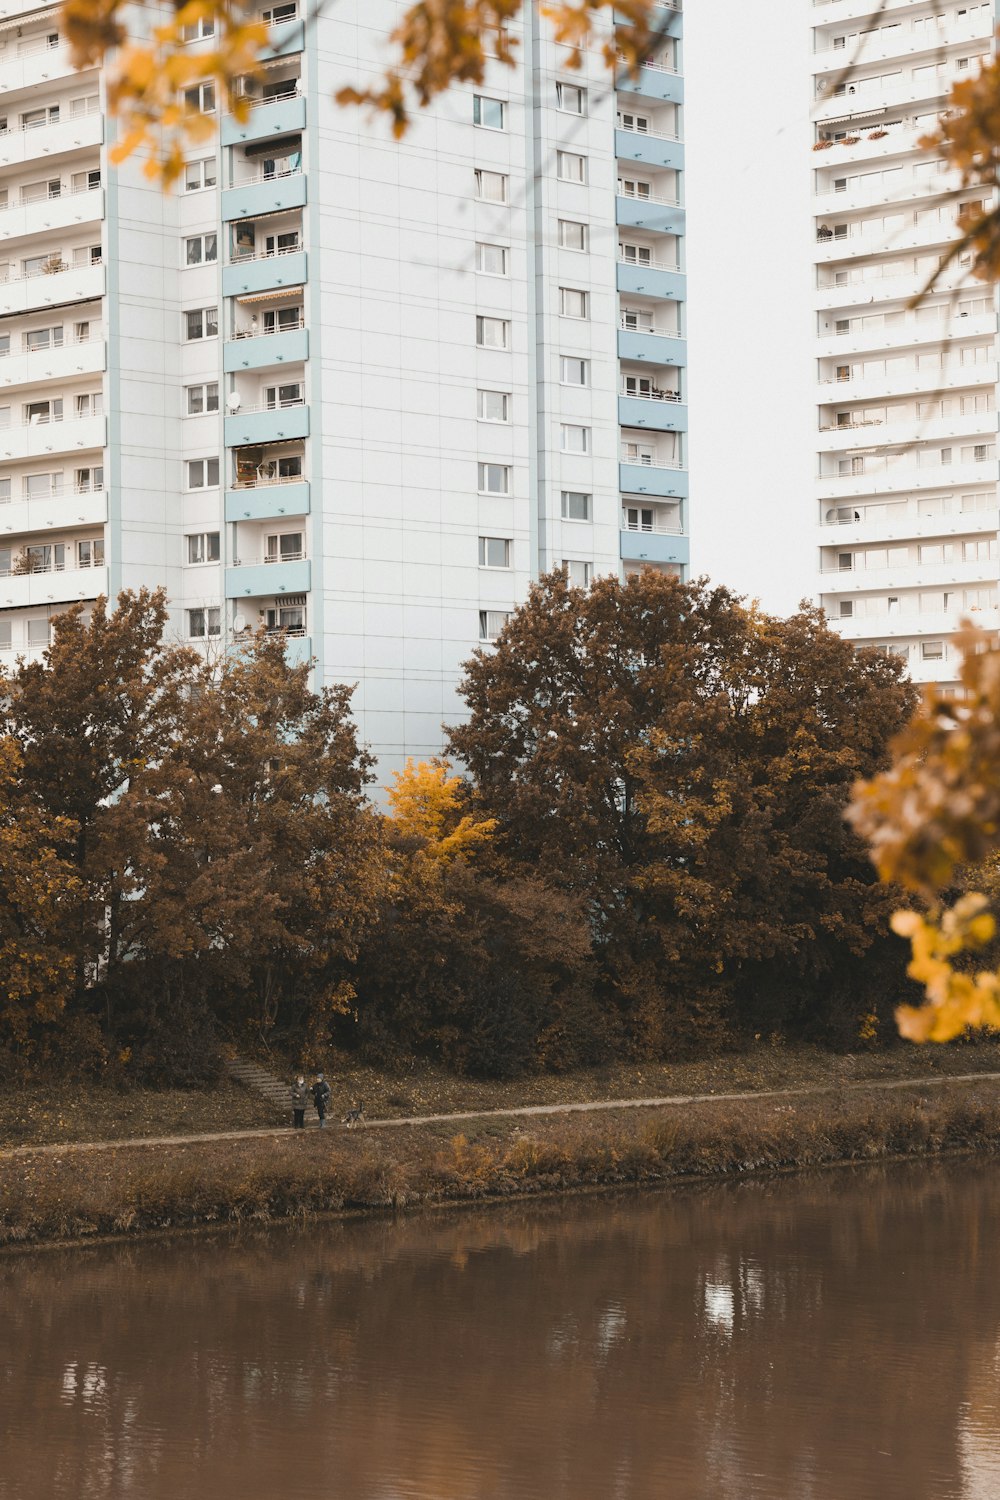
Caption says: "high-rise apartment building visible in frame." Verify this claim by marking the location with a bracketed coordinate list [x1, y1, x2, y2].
[812, 0, 999, 687]
[0, 0, 686, 773]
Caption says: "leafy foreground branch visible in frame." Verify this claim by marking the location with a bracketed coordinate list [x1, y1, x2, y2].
[5, 1082, 1000, 1248]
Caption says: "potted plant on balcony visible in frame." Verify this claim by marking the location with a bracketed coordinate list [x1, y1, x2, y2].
[841, 135, 861, 145]
[41, 254, 65, 274]
[813, 138, 833, 150]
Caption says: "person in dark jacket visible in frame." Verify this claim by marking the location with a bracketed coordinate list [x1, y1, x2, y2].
[312, 1073, 331, 1128]
[291, 1075, 309, 1130]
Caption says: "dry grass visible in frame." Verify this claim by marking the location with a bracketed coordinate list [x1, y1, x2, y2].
[6, 1038, 1000, 1148]
[4, 1079, 1000, 1248]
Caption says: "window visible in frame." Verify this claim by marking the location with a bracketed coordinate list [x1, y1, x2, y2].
[187, 457, 220, 489]
[476, 242, 508, 276]
[69, 95, 100, 118]
[265, 603, 305, 633]
[187, 532, 221, 564]
[21, 179, 60, 204]
[23, 473, 61, 501]
[183, 81, 216, 114]
[559, 287, 588, 319]
[562, 559, 592, 587]
[71, 169, 101, 193]
[188, 607, 221, 639]
[474, 169, 508, 203]
[556, 82, 586, 115]
[25, 326, 63, 352]
[838, 552, 853, 572]
[27, 619, 50, 647]
[264, 382, 302, 408]
[74, 321, 91, 344]
[618, 177, 652, 201]
[184, 157, 217, 192]
[75, 466, 103, 492]
[473, 95, 506, 129]
[478, 536, 511, 568]
[261, 305, 302, 333]
[476, 315, 509, 349]
[185, 233, 218, 265]
[0, 476, 9, 503]
[478, 462, 510, 494]
[181, 16, 215, 39]
[479, 609, 512, 641]
[557, 151, 587, 183]
[21, 104, 59, 130]
[77, 538, 105, 568]
[72, 245, 102, 268]
[839, 600, 854, 618]
[75, 392, 102, 418]
[25, 398, 61, 424]
[558, 220, 588, 252]
[560, 423, 590, 454]
[964, 538, 996, 561]
[262, 2, 297, 20]
[559, 356, 589, 386]
[185, 307, 218, 340]
[186, 382, 220, 415]
[265, 531, 304, 561]
[962, 492, 992, 512]
[477, 389, 510, 422]
[0, 621, 10, 650]
[561, 490, 591, 521]
[921, 640, 945, 660]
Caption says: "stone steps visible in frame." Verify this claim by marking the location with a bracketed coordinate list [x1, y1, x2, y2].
[223, 1054, 314, 1115]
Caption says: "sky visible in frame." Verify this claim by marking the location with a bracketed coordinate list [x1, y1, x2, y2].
[684, 2, 819, 616]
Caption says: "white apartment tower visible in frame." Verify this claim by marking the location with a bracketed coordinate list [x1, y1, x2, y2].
[0, 0, 687, 774]
[813, 0, 1000, 687]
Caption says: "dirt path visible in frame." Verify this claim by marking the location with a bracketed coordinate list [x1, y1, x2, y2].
[3, 1069, 999, 1159]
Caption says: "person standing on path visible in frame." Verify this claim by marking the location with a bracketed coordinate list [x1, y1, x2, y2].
[312, 1072, 331, 1129]
[291, 1075, 309, 1130]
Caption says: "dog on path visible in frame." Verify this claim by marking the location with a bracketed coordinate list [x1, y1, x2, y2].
[342, 1101, 366, 1128]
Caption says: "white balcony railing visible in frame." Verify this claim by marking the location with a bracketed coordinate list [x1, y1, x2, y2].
[0, 35, 61, 63]
[616, 123, 681, 143]
[0, 330, 102, 360]
[228, 241, 302, 264]
[230, 471, 304, 490]
[621, 512, 684, 534]
[619, 318, 683, 338]
[618, 52, 679, 75]
[231, 396, 305, 413]
[621, 453, 684, 470]
[618, 252, 681, 272]
[230, 164, 303, 188]
[229, 317, 305, 340]
[0, 257, 102, 285]
[617, 187, 682, 208]
[232, 550, 306, 566]
[620, 386, 682, 402]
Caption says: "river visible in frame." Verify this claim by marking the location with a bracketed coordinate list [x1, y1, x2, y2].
[2, 1158, 1000, 1499]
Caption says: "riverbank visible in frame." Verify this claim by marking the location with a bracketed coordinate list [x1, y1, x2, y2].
[7, 1040, 1000, 1147]
[5, 1072, 1000, 1249]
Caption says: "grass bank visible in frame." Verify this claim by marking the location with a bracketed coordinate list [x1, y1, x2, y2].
[5, 1077, 1000, 1249]
[7, 1040, 1000, 1147]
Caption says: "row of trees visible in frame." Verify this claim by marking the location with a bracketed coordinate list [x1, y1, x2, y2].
[0, 575, 921, 1082]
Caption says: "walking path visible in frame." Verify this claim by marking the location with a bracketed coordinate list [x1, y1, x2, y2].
[3, 1069, 1000, 1160]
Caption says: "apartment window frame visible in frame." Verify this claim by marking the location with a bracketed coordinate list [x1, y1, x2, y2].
[558, 219, 588, 252]
[477, 389, 510, 423]
[478, 535, 512, 569]
[476, 315, 510, 350]
[188, 606, 222, 640]
[184, 232, 218, 266]
[183, 81, 217, 115]
[184, 157, 217, 192]
[556, 150, 587, 184]
[77, 537, 105, 569]
[559, 356, 589, 387]
[185, 306, 219, 341]
[560, 423, 590, 454]
[473, 94, 506, 130]
[187, 456, 221, 490]
[559, 286, 589, 320]
[474, 168, 508, 203]
[561, 490, 591, 522]
[187, 531, 221, 564]
[478, 461, 511, 495]
[562, 558, 593, 588]
[475, 242, 509, 276]
[75, 465, 103, 493]
[556, 81, 587, 116]
[186, 382, 220, 416]
[479, 609, 512, 642]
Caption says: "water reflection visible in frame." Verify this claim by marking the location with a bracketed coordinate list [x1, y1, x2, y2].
[2, 1160, 1000, 1499]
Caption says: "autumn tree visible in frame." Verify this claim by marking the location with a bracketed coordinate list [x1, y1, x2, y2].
[448, 572, 919, 1052]
[353, 757, 600, 1075]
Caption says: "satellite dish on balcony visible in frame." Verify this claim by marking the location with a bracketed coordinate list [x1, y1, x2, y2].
[233, 613, 248, 633]
[227, 393, 242, 412]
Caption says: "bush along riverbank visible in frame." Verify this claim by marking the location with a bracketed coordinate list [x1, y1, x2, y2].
[5, 1078, 1000, 1249]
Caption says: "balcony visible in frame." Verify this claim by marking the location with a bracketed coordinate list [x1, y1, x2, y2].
[225, 477, 310, 522]
[0, 259, 104, 318]
[221, 90, 306, 148]
[617, 326, 686, 365]
[225, 557, 311, 598]
[0, 562, 107, 610]
[814, 265, 968, 312]
[620, 460, 688, 498]
[817, 456, 999, 501]
[0, 110, 103, 172]
[817, 410, 996, 452]
[0, 486, 106, 538]
[815, 311, 996, 360]
[818, 362, 998, 403]
[814, 170, 953, 217]
[222, 247, 307, 299]
[620, 526, 688, 566]
[819, 502, 997, 545]
[261, 16, 306, 59]
[814, 216, 972, 264]
[832, 606, 999, 641]
[0, 41, 85, 99]
[0, 412, 105, 464]
[0, 332, 106, 392]
[813, 16, 991, 71]
[616, 191, 685, 235]
[820, 556, 997, 594]
[616, 258, 684, 301]
[616, 62, 684, 105]
[0, 185, 104, 248]
[224, 323, 309, 373]
[221, 169, 306, 223]
[618, 392, 686, 431]
[615, 127, 684, 172]
[812, 123, 928, 168]
[813, 71, 969, 125]
[225, 400, 309, 447]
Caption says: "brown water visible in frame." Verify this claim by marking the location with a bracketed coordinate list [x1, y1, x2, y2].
[3, 1160, 1000, 1500]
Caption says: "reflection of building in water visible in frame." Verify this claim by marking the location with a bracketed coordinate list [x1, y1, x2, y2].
[811, 0, 1000, 692]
